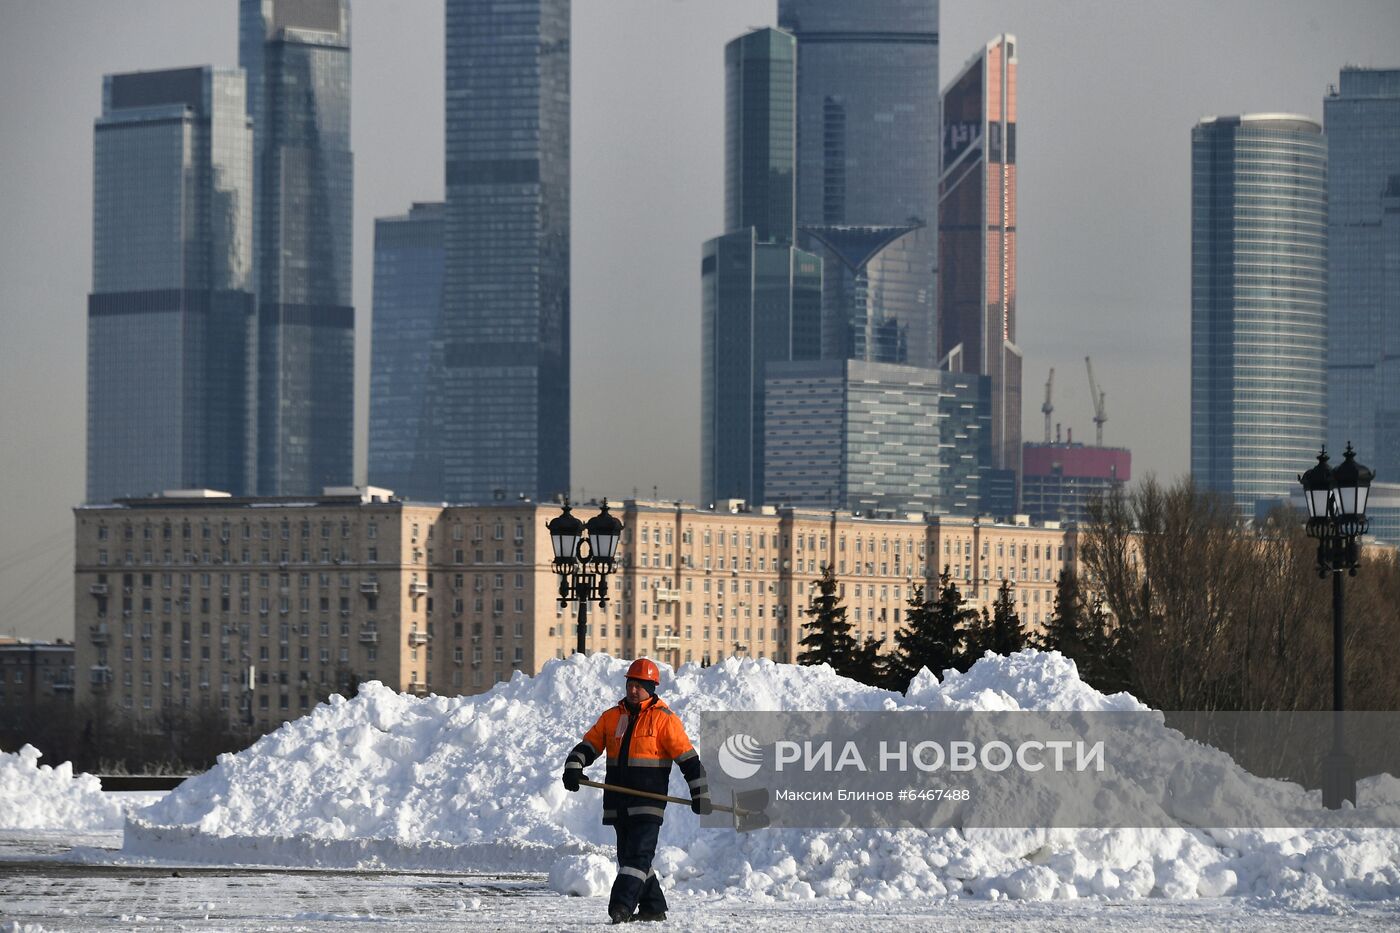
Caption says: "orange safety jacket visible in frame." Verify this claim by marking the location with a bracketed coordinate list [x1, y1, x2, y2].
[566, 694, 709, 824]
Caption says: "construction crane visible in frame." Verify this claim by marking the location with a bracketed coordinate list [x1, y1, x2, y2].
[1085, 356, 1107, 446]
[1041, 368, 1055, 443]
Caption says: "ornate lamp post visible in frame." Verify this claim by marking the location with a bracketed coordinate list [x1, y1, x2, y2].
[1298, 443, 1375, 809]
[546, 499, 624, 655]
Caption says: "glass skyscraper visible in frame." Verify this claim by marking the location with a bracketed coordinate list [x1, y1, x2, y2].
[938, 35, 1020, 514]
[702, 233, 824, 507]
[780, 0, 941, 370]
[702, 28, 824, 507]
[240, 0, 354, 496]
[802, 223, 936, 367]
[777, 0, 939, 229]
[1324, 68, 1400, 476]
[440, 0, 570, 504]
[1190, 114, 1328, 520]
[763, 359, 990, 516]
[87, 67, 255, 503]
[369, 203, 444, 502]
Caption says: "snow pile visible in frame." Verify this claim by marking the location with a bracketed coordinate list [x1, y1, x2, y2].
[124, 651, 1400, 903]
[0, 744, 125, 831]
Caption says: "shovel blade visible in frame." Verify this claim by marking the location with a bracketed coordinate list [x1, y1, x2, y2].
[730, 787, 771, 833]
[734, 787, 770, 813]
[735, 811, 771, 833]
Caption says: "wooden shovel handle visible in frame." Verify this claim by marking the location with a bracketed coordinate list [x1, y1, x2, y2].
[578, 778, 744, 814]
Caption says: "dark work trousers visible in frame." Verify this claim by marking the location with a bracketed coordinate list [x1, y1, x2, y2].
[609, 819, 667, 917]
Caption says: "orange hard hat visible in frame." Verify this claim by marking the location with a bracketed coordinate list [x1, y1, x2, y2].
[626, 657, 660, 684]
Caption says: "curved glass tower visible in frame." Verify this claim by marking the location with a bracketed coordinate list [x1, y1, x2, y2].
[777, 0, 939, 228]
[1190, 114, 1328, 520]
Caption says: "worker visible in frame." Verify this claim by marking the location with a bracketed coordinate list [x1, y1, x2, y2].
[562, 657, 713, 924]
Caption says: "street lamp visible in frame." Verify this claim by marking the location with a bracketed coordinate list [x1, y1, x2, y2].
[546, 499, 624, 655]
[1298, 443, 1375, 809]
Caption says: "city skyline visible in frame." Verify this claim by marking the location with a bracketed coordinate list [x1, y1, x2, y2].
[2, 1, 1397, 640]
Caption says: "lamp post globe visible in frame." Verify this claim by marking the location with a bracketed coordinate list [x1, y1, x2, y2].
[1332, 443, 1374, 538]
[1298, 447, 1333, 527]
[585, 499, 623, 569]
[546, 504, 584, 570]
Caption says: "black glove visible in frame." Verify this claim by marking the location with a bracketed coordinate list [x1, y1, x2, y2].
[691, 795, 713, 816]
[563, 768, 581, 792]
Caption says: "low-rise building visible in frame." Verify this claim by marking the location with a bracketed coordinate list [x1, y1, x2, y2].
[0, 639, 76, 711]
[74, 489, 1079, 732]
[1021, 442, 1131, 525]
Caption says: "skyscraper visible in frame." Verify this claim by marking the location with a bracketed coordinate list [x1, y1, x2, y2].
[240, 0, 354, 496]
[702, 28, 823, 507]
[764, 359, 990, 516]
[801, 223, 936, 367]
[779, 0, 941, 370]
[778, 0, 940, 229]
[938, 35, 1020, 514]
[369, 203, 444, 502]
[87, 67, 255, 503]
[1191, 114, 1328, 520]
[440, 0, 570, 504]
[1325, 68, 1400, 475]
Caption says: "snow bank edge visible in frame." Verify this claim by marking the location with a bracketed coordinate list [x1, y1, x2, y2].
[122, 816, 602, 873]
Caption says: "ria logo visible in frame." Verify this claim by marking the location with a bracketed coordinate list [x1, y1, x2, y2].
[717, 733, 764, 780]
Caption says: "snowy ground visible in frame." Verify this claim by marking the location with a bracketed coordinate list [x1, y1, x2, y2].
[3, 839, 1400, 932]
[5, 652, 1400, 930]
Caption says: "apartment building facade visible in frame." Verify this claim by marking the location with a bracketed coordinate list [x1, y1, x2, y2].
[0, 639, 76, 713]
[74, 490, 1078, 732]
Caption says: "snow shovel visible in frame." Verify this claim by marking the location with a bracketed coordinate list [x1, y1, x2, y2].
[579, 778, 771, 832]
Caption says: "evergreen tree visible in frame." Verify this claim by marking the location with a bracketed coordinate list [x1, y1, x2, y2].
[889, 567, 977, 689]
[797, 565, 860, 672]
[847, 634, 889, 688]
[986, 579, 1027, 656]
[1034, 564, 1126, 694]
[1038, 567, 1086, 656]
[1080, 595, 1131, 694]
[963, 581, 1025, 665]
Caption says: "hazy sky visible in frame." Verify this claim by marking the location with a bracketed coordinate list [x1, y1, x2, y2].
[1, 1, 1396, 640]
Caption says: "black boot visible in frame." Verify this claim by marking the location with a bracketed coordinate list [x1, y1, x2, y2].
[636, 910, 667, 921]
[609, 907, 634, 924]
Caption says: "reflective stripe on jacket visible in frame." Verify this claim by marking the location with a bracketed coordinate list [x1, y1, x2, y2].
[565, 694, 709, 825]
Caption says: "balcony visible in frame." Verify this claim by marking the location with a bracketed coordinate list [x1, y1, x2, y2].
[359, 581, 379, 595]
[52, 678, 75, 693]
[89, 583, 109, 596]
[407, 681, 429, 696]
[407, 630, 429, 647]
[89, 666, 113, 687]
[654, 588, 681, 603]
[653, 635, 681, 650]
[359, 629, 379, 644]
[408, 581, 430, 597]
[88, 623, 109, 644]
